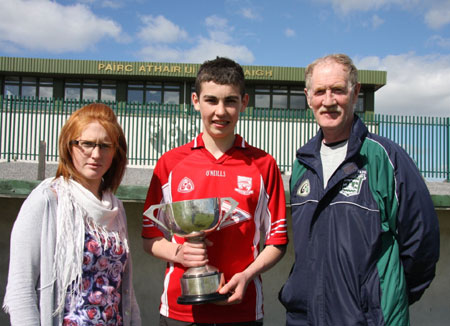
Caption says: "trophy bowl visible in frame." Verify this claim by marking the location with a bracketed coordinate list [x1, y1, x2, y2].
[144, 197, 239, 304]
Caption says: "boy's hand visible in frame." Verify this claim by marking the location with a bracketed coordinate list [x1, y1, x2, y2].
[174, 241, 209, 268]
[216, 271, 250, 305]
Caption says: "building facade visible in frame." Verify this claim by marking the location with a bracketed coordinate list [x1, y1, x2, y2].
[0, 57, 386, 112]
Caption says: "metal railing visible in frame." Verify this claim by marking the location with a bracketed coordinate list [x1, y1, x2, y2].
[1, 96, 449, 181]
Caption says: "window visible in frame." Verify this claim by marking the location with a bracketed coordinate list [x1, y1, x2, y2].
[290, 87, 307, 110]
[82, 79, 99, 100]
[164, 84, 180, 104]
[22, 77, 36, 97]
[128, 82, 144, 103]
[65, 79, 81, 100]
[355, 92, 364, 112]
[272, 86, 288, 109]
[4, 76, 19, 96]
[255, 85, 270, 108]
[255, 94, 270, 108]
[39, 78, 53, 98]
[101, 88, 116, 102]
[3, 76, 54, 98]
[127, 81, 180, 104]
[64, 79, 116, 101]
[145, 82, 162, 104]
[255, 85, 306, 110]
[100, 80, 116, 101]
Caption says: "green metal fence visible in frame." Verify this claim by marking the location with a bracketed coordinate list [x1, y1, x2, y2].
[1, 96, 449, 181]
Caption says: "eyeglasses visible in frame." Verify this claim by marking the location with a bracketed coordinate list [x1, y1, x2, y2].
[70, 140, 114, 153]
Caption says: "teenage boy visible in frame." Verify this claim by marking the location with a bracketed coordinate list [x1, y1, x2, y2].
[142, 57, 288, 325]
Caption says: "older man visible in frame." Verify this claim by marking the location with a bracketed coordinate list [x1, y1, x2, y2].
[279, 54, 439, 326]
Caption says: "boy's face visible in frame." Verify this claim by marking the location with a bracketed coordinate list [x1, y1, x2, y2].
[193, 81, 248, 144]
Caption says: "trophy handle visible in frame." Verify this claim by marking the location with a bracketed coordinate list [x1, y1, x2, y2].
[220, 197, 239, 221]
[143, 203, 171, 233]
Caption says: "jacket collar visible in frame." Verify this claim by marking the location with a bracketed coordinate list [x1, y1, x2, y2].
[297, 114, 368, 172]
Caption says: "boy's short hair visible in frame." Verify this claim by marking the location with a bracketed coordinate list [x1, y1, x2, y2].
[195, 57, 246, 97]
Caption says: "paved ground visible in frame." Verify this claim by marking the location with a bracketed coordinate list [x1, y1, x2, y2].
[1, 161, 448, 196]
[0, 161, 153, 187]
[0, 161, 292, 189]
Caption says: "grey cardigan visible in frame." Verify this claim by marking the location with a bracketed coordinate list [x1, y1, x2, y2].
[3, 179, 141, 326]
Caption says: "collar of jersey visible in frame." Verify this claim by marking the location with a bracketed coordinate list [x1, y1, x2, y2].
[192, 133, 247, 150]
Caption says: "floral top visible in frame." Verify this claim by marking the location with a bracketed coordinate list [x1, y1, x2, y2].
[63, 230, 128, 326]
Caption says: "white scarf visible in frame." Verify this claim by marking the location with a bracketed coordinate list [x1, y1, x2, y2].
[50, 177, 129, 315]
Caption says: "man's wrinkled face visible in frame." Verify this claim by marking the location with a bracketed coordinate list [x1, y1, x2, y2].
[305, 61, 360, 143]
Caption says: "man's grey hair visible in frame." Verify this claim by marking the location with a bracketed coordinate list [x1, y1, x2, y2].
[304, 53, 358, 91]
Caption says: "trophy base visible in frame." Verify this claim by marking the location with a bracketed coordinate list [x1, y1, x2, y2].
[178, 269, 229, 305]
[177, 291, 230, 305]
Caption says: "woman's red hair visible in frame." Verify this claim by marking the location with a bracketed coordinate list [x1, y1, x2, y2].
[56, 103, 127, 193]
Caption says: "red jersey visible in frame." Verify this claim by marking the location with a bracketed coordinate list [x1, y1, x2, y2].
[142, 134, 288, 323]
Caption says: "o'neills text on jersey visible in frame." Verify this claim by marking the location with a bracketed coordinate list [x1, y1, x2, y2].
[206, 170, 226, 177]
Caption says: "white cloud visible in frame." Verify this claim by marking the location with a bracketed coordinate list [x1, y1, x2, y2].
[317, 0, 450, 29]
[137, 44, 182, 62]
[137, 38, 254, 64]
[318, 0, 404, 14]
[0, 40, 21, 55]
[226, 0, 261, 20]
[371, 14, 385, 28]
[427, 35, 450, 49]
[137, 15, 188, 44]
[101, 0, 123, 9]
[424, 6, 450, 29]
[362, 14, 385, 29]
[285, 28, 296, 37]
[240, 8, 261, 20]
[320, 0, 426, 13]
[184, 38, 254, 64]
[0, 0, 123, 53]
[205, 15, 234, 43]
[205, 15, 229, 29]
[136, 15, 254, 64]
[356, 53, 450, 117]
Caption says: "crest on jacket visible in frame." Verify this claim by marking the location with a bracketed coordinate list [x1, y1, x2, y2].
[340, 170, 366, 197]
[297, 179, 310, 197]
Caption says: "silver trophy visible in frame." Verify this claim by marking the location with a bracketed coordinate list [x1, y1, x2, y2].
[144, 197, 239, 305]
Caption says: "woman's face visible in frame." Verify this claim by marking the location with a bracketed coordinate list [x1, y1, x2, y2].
[71, 121, 115, 195]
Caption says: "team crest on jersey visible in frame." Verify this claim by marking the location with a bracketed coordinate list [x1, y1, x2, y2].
[340, 170, 366, 197]
[234, 176, 254, 195]
[178, 177, 194, 193]
[297, 179, 310, 197]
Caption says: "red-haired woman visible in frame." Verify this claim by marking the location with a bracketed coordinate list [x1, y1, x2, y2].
[4, 103, 141, 326]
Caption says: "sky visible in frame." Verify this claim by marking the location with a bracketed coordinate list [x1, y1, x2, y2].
[0, 0, 450, 117]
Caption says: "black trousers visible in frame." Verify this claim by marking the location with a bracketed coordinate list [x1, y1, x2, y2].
[159, 315, 264, 326]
